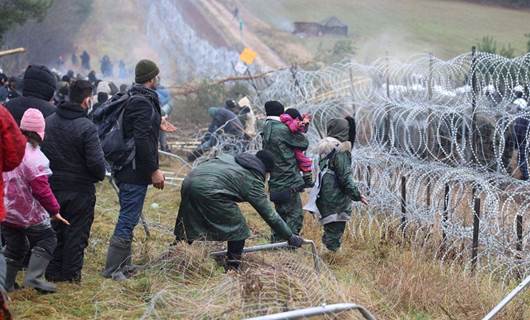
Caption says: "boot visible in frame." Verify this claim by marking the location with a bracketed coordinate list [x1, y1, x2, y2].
[4, 258, 21, 292]
[23, 247, 56, 293]
[224, 258, 241, 272]
[224, 240, 244, 272]
[101, 236, 131, 281]
[303, 171, 314, 188]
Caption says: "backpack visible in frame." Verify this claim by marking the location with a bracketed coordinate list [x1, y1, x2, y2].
[92, 92, 135, 172]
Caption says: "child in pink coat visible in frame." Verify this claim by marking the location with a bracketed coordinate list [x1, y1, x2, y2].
[280, 108, 314, 188]
[2, 108, 69, 293]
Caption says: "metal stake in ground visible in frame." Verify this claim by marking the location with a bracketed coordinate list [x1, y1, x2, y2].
[470, 187, 481, 274]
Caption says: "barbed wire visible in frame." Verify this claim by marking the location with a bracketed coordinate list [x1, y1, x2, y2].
[241, 51, 530, 279]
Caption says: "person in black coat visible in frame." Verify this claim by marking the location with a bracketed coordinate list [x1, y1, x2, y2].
[5, 65, 57, 124]
[102, 59, 164, 280]
[42, 80, 106, 283]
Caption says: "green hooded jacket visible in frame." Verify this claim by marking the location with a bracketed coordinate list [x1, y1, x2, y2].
[316, 119, 361, 225]
[262, 118, 309, 192]
[174, 153, 293, 241]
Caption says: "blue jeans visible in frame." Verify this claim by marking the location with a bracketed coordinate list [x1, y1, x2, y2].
[113, 183, 148, 240]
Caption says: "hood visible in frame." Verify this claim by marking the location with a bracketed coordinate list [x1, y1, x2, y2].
[318, 137, 351, 158]
[235, 153, 266, 178]
[22, 65, 57, 101]
[96, 81, 112, 95]
[326, 118, 350, 142]
[129, 84, 160, 108]
[57, 102, 87, 120]
[208, 107, 219, 118]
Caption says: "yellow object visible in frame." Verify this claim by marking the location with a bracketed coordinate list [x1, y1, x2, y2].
[240, 48, 257, 65]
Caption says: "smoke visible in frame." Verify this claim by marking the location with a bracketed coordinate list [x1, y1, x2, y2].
[355, 30, 441, 64]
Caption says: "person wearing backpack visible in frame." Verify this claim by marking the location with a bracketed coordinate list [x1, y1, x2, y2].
[102, 59, 165, 280]
[41, 80, 106, 283]
[305, 117, 367, 252]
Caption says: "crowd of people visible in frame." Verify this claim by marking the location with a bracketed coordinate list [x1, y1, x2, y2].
[0, 58, 369, 318]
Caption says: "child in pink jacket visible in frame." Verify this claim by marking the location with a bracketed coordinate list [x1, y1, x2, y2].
[2, 108, 69, 293]
[280, 108, 314, 188]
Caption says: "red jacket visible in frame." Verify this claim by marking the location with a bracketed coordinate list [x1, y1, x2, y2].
[0, 105, 26, 221]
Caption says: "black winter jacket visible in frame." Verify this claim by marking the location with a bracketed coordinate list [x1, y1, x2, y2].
[42, 102, 106, 194]
[114, 85, 161, 185]
[6, 96, 56, 125]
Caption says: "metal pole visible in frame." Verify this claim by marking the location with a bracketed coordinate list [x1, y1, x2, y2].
[471, 187, 481, 273]
[482, 275, 530, 320]
[244, 303, 377, 320]
[442, 183, 450, 247]
[210, 240, 321, 273]
[400, 176, 407, 234]
[516, 214, 523, 253]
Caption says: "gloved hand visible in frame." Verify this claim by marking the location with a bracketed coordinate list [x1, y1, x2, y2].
[289, 184, 305, 194]
[288, 234, 304, 248]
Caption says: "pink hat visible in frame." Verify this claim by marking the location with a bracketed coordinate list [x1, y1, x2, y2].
[20, 108, 45, 140]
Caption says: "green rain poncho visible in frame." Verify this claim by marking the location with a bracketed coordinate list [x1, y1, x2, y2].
[316, 119, 361, 224]
[174, 153, 293, 242]
[261, 118, 309, 192]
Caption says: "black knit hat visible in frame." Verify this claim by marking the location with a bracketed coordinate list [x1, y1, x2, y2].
[23, 65, 57, 101]
[264, 100, 284, 116]
[284, 108, 301, 120]
[135, 59, 160, 84]
[225, 100, 238, 110]
[256, 150, 275, 173]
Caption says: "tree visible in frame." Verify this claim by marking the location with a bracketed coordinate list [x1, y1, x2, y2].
[476, 35, 516, 58]
[477, 36, 497, 54]
[0, 0, 53, 45]
[499, 44, 515, 59]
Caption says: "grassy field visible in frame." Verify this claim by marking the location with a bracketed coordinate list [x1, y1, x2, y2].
[6, 156, 530, 319]
[234, 0, 530, 62]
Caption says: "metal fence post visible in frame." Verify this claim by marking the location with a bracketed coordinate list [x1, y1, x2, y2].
[400, 176, 407, 235]
[471, 187, 481, 274]
[442, 183, 450, 248]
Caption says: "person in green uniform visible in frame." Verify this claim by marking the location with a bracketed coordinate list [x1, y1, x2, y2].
[173, 150, 304, 270]
[309, 117, 368, 251]
[261, 101, 309, 242]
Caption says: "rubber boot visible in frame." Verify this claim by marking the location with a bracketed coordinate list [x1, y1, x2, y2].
[4, 258, 21, 292]
[101, 236, 131, 281]
[224, 240, 244, 272]
[23, 247, 56, 293]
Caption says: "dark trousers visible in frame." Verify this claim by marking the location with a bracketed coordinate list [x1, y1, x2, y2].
[2, 223, 57, 263]
[322, 222, 346, 252]
[46, 191, 96, 282]
[271, 192, 304, 243]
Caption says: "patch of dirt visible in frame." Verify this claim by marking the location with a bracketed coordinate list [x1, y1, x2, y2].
[176, 0, 231, 48]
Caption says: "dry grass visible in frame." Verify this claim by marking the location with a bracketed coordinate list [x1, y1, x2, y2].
[6, 176, 530, 319]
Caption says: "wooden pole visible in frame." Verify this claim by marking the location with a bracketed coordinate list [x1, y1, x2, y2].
[0, 48, 25, 58]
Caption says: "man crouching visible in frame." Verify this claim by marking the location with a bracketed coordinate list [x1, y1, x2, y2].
[174, 150, 304, 271]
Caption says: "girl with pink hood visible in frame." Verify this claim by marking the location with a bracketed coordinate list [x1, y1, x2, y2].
[2, 108, 69, 293]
